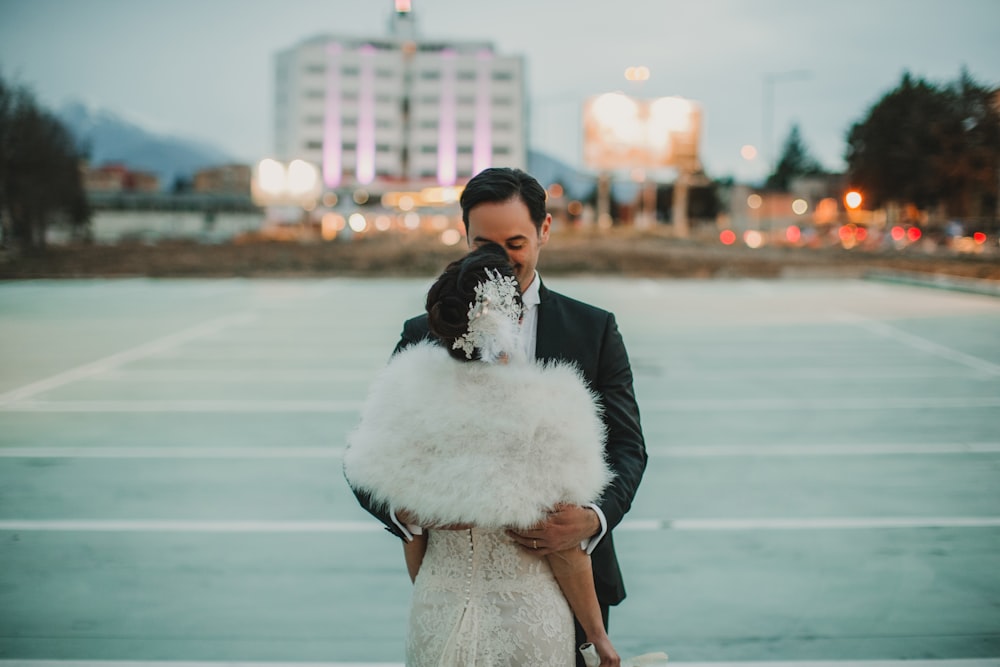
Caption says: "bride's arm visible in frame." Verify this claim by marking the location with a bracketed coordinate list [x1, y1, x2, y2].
[546, 548, 620, 667]
[403, 532, 428, 583]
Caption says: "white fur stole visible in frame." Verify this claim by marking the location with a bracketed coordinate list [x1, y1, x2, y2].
[343, 341, 612, 530]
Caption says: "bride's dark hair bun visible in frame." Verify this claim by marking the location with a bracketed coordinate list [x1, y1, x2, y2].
[426, 242, 520, 361]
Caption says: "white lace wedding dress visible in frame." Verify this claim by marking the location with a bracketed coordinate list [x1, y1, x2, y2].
[407, 527, 575, 666]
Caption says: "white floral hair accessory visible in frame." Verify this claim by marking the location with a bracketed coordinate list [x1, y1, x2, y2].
[452, 268, 524, 363]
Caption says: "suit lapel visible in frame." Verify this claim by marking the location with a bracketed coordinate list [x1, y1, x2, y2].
[534, 280, 558, 362]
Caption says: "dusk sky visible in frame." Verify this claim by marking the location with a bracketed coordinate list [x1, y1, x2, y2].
[1, 0, 998, 182]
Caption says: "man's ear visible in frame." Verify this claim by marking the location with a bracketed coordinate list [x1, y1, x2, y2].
[539, 214, 552, 245]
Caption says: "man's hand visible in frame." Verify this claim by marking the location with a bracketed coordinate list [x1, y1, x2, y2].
[506, 503, 600, 556]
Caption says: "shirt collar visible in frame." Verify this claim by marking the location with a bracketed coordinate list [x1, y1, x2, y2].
[521, 271, 541, 308]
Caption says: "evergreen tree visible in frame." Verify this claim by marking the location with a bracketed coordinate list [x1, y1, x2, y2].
[0, 74, 91, 251]
[765, 124, 824, 191]
[845, 70, 1000, 216]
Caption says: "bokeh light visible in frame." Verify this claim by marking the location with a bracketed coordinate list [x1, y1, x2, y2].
[720, 229, 736, 245]
[348, 213, 367, 232]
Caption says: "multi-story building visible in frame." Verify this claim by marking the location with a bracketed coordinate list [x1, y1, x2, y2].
[273, 1, 526, 199]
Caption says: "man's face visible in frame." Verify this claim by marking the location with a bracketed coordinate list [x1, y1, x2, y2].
[466, 197, 551, 292]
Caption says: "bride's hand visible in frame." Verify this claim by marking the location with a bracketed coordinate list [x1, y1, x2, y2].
[590, 634, 620, 667]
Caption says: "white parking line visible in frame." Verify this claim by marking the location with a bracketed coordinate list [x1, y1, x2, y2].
[2, 396, 997, 413]
[1, 517, 997, 533]
[2, 443, 998, 459]
[0, 399, 362, 412]
[0, 313, 257, 407]
[835, 310, 1000, 376]
[3, 663, 997, 667]
[640, 396, 1000, 411]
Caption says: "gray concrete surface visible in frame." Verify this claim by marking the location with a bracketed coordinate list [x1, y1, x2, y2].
[1, 277, 998, 663]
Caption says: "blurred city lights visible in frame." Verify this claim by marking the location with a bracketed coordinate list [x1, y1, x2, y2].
[348, 213, 367, 232]
[322, 192, 339, 207]
[786, 225, 801, 243]
[398, 195, 415, 211]
[744, 230, 764, 249]
[256, 159, 286, 195]
[431, 215, 450, 230]
[374, 215, 392, 231]
[567, 201, 583, 217]
[747, 194, 763, 209]
[286, 160, 318, 195]
[403, 212, 420, 229]
[441, 229, 462, 246]
[845, 190, 863, 209]
[353, 189, 370, 205]
[719, 229, 736, 245]
[907, 227, 922, 242]
[791, 199, 808, 215]
[740, 144, 758, 160]
[891, 226, 906, 241]
[547, 183, 564, 198]
[624, 66, 650, 81]
[974, 232, 987, 244]
[321, 213, 344, 240]
[855, 226, 868, 241]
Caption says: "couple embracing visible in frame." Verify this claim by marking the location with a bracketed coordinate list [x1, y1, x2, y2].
[345, 167, 649, 666]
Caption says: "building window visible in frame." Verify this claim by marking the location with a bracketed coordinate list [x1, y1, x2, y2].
[493, 121, 512, 131]
[419, 120, 436, 129]
[492, 71, 514, 81]
[457, 70, 476, 81]
[420, 145, 436, 154]
[304, 64, 324, 74]
[343, 117, 358, 127]
[342, 66, 360, 76]
[493, 96, 513, 106]
[493, 146, 511, 155]
[420, 70, 441, 80]
[376, 144, 393, 153]
[305, 141, 322, 150]
[458, 96, 475, 106]
[376, 68, 395, 79]
[304, 89, 324, 99]
[457, 145, 473, 154]
[304, 115, 323, 126]
[376, 118, 394, 129]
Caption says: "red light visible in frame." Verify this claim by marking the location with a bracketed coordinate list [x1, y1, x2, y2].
[855, 227, 868, 241]
[907, 227, 922, 242]
[785, 225, 801, 243]
[720, 229, 736, 245]
[891, 226, 905, 241]
[839, 225, 854, 241]
[973, 232, 987, 244]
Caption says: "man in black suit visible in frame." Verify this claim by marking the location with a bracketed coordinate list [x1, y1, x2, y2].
[354, 167, 647, 663]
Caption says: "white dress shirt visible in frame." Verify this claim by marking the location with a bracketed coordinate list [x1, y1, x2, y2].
[392, 271, 608, 554]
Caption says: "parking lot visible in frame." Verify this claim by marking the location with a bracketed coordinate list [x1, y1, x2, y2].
[1, 277, 998, 665]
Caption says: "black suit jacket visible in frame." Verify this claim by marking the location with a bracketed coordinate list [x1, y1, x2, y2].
[352, 280, 647, 606]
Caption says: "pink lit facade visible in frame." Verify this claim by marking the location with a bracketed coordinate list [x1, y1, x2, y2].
[274, 32, 525, 194]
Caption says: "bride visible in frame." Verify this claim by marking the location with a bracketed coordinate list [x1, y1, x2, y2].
[344, 242, 620, 666]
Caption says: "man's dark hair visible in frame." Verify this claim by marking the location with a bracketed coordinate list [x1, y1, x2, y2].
[459, 167, 547, 233]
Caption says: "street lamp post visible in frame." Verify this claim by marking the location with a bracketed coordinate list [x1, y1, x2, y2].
[762, 70, 811, 177]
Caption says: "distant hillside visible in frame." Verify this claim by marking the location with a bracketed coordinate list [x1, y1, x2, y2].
[526, 150, 595, 199]
[58, 101, 234, 190]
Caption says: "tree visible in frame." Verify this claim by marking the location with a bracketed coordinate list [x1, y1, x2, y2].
[845, 70, 1000, 216]
[0, 74, 91, 251]
[765, 123, 824, 191]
